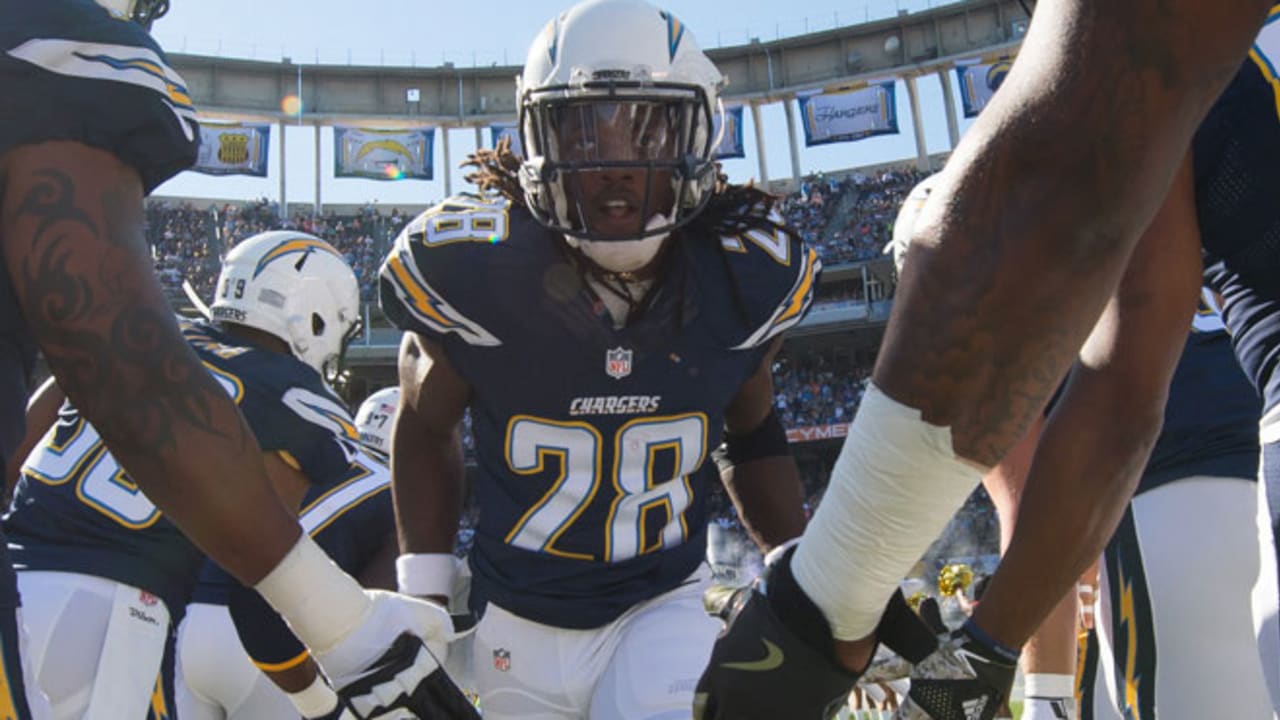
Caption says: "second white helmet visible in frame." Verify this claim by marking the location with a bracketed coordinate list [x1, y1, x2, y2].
[210, 231, 361, 381]
[354, 386, 400, 459]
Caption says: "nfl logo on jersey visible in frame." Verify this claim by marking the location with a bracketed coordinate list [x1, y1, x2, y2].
[606, 347, 633, 379]
[493, 648, 511, 672]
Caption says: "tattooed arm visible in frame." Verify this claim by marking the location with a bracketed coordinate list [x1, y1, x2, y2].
[0, 141, 300, 583]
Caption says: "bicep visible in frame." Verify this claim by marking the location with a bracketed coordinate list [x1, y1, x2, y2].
[396, 331, 471, 437]
[723, 337, 783, 435]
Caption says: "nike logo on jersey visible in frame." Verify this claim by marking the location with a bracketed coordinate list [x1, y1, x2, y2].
[722, 639, 784, 672]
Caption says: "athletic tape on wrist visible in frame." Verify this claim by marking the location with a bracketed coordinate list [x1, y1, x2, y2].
[255, 534, 371, 654]
[286, 674, 339, 718]
[1024, 673, 1076, 699]
[396, 553, 457, 598]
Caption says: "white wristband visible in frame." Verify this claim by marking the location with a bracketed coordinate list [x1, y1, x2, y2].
[396, 553, 457, 598]
[255, 534, 371, 655]
[286, 674, 339, 718]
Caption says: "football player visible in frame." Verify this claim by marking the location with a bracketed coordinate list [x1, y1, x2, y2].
[694, 0, 1276, 716]
[6, 230, 359, 719]
[379, 1, 815, 716]
[1, 2, 465, 715]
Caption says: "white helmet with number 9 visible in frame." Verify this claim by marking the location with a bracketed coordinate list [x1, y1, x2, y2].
[354, 386, 400, 460]
[517, 0, 726, 247]
[210, 231, 361, 381]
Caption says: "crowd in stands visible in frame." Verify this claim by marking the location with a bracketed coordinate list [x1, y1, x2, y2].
[146, 198, 412, 303]
[773, 351, 873, 429]
[146, 164, 927, 311]
[780, 165, 931, 267]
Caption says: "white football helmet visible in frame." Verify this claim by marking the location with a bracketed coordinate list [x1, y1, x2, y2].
[517, 0, 726, 243]
[354, 387, 400, 459]
[93, 0, 169, 28]
[210, 231, 361, 381]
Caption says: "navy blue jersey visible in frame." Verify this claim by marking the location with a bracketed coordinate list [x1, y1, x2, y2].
[1140, 290, 1260, 492]
[227, 450, 392, 667]
[1197, 4, 1280, 417]
[4, 321, 357, 615]
[380, 195, 819, 628]
[0, 0, 198, 490]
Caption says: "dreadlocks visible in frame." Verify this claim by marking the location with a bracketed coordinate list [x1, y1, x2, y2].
[461, 136, 787, 238]
[463, 135, 525, 204]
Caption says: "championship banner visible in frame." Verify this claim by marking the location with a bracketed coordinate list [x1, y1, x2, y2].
[192, 122, 270, 177]
[713, 105, 745, 159]
[785, 423, 850, 444]
[954, 57, 1013, 118]
[796, 82, 898, 147]
[334, 126, 434, 180]
[490, 122, 524, 157]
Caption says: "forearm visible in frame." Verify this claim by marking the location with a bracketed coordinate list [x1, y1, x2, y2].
[720, 455, 806, 552]
[973, 370, 1162, 647]
[92, 374, 302, 583]
[392, 426, 465, 555]
[981, 415, 1075, 674]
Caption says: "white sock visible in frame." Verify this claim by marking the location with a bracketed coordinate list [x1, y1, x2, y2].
[1022, 696, 1076, 720]
[1024, 673, 1077, 719]
[792, 384, 984, 639]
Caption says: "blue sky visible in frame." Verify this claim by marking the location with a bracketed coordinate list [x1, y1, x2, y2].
[150, 0, 977, 205]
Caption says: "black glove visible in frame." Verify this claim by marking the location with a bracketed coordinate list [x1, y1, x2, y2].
[336, 633, 481, 720]
[694, 549, 863, 720]
[695, 549, 939, 720]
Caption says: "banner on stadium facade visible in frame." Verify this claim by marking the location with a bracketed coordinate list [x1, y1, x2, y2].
[785, 423, 850, 444]
[192, 122, 270, 177]
[490, 122, 524, 157]
[796, 82, 898, 147]
[954, 56, 1014, 118]
[713, 105, 745, 159]
[333, 126, 434, 180]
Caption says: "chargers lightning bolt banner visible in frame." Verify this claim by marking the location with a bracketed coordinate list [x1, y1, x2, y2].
[713, 105, 745, 159]
[796, 82, 898, 147]
[490, 122, 524, 157]
[192, 122, 270, 177]
[334, 126, 434, 180]
[955, 57, 1013, 118]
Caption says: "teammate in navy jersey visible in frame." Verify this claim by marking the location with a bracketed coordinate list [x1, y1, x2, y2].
[1, 2, 466, 716]
[1075, 291, 1271, 719]
[178, 385, 479, 720]
[179, 449, 400, 720]
[379, 1, 814, 716]
[1191, 7, 1280, 710]
[3, 229, 363, 719]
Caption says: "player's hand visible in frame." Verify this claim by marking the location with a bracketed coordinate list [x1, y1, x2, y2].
[314, 590, 480, 719]
[694, 552, 862, 720]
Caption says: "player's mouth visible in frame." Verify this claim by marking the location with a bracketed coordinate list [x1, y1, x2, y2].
[588, 190, 643, 234]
